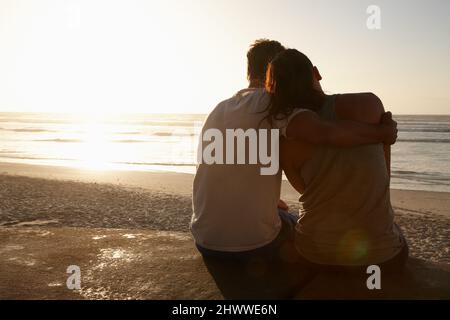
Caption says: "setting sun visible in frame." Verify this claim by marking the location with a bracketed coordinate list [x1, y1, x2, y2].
[1, 0, 449, 115]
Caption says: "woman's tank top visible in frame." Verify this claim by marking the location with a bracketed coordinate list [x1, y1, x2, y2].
[295, 95, 404, 266]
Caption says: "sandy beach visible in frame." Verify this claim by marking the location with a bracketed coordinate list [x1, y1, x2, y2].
[0, 162, 449, 299]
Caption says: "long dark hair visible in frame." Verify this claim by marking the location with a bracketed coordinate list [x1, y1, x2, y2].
[264, 49, 324, 125]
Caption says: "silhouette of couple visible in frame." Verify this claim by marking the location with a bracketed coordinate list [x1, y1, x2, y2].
[191, 39, 408, 299]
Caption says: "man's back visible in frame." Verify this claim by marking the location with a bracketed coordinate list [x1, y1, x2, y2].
[281, 93, 404, 265]
[191, 88, 287, 252]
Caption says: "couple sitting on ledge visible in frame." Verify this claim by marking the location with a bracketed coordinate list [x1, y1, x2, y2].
[190, 39, 408, 299]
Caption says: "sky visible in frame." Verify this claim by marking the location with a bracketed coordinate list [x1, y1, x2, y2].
[0, 0, 449, 115]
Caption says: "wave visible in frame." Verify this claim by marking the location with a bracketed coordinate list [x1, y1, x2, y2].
[114, 161, 196, 167]
[153, 132, 195, 137]
[398, 128, 450, 133]
[0, 118, 74, 125]
[391, 170, 450, 186]
[0, 154, 74, 161]
[0, 127, 58, 133]
[33, 138, 149, 143]
[34, 138, 83, 143]
[392, 170, 420, 175]
[31, 136, 193, 144]
[0, 118, 205, 127]
[391, 177, 450, 187]
[113, 139, 146, 143]
[397, 138, 450, 143]
[112, 131, 141, 135]
[0, 154, 196, 167]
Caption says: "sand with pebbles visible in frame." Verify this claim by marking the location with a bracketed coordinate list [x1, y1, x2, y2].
[1, 172, 449, 265]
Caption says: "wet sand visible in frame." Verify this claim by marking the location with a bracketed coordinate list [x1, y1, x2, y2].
[0, 227, 220, 300]
[0, 162, 449, 299]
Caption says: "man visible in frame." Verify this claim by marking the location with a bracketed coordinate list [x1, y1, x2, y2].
[190, 40, 397, 299]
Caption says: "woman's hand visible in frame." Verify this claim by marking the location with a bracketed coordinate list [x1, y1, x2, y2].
[381, 112, 398, 145]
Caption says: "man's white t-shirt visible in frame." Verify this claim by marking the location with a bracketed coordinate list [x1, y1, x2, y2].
[190, 88, 301, 252]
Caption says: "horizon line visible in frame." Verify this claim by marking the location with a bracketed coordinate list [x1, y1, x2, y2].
[1, 111, 450, 117]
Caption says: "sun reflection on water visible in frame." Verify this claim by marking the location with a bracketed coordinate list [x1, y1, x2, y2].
[74, 115, 120, 171]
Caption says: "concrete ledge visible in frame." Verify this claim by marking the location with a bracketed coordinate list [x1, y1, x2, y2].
[295, 258, 450, 299]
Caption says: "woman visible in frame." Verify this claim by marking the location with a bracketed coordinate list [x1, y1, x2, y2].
[265, 49, 408, 273]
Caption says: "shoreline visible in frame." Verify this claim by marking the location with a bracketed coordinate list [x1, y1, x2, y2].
[0, 161, 450, 210]
[1, 159, 450, 195]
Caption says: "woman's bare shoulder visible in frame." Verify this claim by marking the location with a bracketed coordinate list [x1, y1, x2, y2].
[335, 92, 384, 124]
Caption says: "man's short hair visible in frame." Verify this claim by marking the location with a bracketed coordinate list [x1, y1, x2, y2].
[247, 39, 286, 82]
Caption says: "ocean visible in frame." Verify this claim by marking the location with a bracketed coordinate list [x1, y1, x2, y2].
[0, 112, 449, 193]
